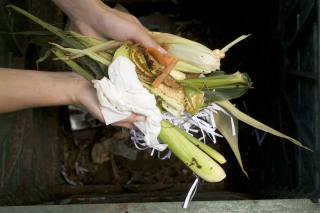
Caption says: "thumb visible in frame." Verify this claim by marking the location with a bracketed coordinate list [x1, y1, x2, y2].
[133, 30, 167, 53]
[111, 113, 146, 130]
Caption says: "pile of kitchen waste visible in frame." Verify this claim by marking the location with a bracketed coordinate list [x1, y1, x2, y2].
[8, 3, 311, 207]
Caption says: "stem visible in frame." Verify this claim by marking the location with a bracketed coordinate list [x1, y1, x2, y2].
[220, 35, 251, 53]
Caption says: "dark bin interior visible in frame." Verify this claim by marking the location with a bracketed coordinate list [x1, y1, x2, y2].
[0, 0, 319, 206]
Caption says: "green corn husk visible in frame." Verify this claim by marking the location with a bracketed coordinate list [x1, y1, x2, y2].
[213, 108, 248, 177]
[51, 48, 94, 81]
[50, 42, 112, 67]
[216, 100, 312, 151]
[182, 71, 252, 90]
[182, 71, 253, 102]
[7, 4, 105, 79]
[174, 125, 227, 164]
[159, 120, 226, 182]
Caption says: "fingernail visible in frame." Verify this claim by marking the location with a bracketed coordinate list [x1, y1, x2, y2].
[136, 115, 146, 122]
[157, 46, 167, 54]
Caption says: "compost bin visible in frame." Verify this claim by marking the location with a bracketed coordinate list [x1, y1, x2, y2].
[0, 0, 319, 212]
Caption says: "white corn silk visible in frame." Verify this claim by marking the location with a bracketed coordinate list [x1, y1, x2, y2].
[92, 56, 166, 151]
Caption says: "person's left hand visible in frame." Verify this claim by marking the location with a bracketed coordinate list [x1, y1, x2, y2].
[72, 72, 146, 130]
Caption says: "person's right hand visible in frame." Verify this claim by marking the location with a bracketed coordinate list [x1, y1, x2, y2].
[52, 0, 166, 52]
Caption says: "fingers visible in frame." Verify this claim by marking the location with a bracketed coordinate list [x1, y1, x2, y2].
[73, 74, 146, 130]
[120, 112, 146, 123]
[129, 27, 167, 54]
[135, 28, 167, 53]
[76, 22, 105, 39]
[109, 8, 166, 52]
[111, 122, 138, 130]
[111, 112, 146, 130]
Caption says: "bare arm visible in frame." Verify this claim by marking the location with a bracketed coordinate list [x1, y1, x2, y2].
[0, 68, 79, 113]
[0, 68, 144, 129]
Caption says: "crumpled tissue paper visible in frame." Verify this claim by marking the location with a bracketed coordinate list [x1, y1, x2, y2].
[92, 56, 167, 151]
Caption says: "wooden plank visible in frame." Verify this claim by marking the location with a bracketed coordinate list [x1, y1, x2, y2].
[0, 199, 319, 213]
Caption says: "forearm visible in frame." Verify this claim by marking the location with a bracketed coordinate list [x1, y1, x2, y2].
[0, 68, 78, 113]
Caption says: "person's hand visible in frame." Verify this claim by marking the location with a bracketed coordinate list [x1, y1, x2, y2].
[52, 0, 166, 52]
[0, 68, 145, 130]
[72, 73, 146, 129]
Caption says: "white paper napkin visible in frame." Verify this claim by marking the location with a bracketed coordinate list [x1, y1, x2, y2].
[92, 56, 167, 151]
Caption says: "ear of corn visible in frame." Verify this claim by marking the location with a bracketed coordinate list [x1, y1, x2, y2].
[149, 32, 221, 73]
[183, 71, 253, 102]
[159, 120, 226, 182]
[169, 69, 186, 80]
[174, 125, 226, 164]
[142, 83, 185, 116]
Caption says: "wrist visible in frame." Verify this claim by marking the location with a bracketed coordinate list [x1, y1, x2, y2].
[69, 72, 105, 122]
[65, 72, 90, 106]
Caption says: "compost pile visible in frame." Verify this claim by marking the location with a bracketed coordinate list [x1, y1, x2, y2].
[62, 119, 199, 185]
